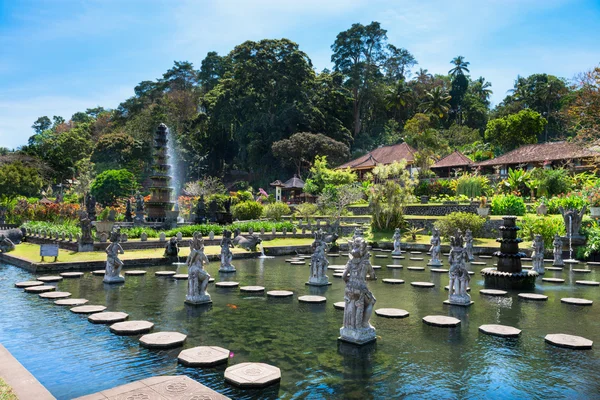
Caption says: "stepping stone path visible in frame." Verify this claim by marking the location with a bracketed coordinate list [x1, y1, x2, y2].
[587, 261, 600, 266]
[54, 298, 88, 306]
[333, 273, 344, 278]
[139, 331, 187, 349]
[285, 259, 300, 262]
[88, 311, 129, 324]
[173, 274, 189, 280]
[576, 280, 600, 286]
[124, 270, 147, 276]
[39, 291, 71, 299]
[290, 261, 306, 265]
[240, 286, 265, 293]
[545, 334, 593, 350]
[375, 308, 409, 318]
[422, 315, 460, 327]
[37, 276, 62, 282]
[521, 257, 532, 261]
[470, 262, 486, 265]
[224, 362, 281, 388]
[178, 346, 230, 367]
[444, 285, 470, 292]
[91, 270, 105, 275]
[542, 278, 565, 284]
[411, 282, 434, 288]
[564, 260, 579, 264]
[410, 251, 422, 254]
[375, 255, 388, 258]
[333, 301, 345, 310]
[518, 293, 548, 301]
[24, 285, 55, 294]
[216, 281, 239, 288]
[155, 271, 176, 277]
[266, 290, 293, 298]
[298, 295, 326, 304]
[410, 257, 424, 261]
[70, 305, 106, 314]
[371, 265, 382, 269]
[572, 269, 591, 273]
[479, 255, 492, 259]
[386, 264, 403, 269]
[328, 254, 340, 257]
[468, 271, 474, 275]
[328, 265, 345, 270]
[382, 278, 405, 284]
[14, 281, 43, 288]
[430, 268, 449, 273]
[391, 256, 404, 259]
[110, 320, 154, 335]
[480, 289, 507, 296]
[545, 267, 563, 271]
[479, 324, 521, 337]
[561, 298, 593, 306]
[407, 266, 425, 271]
[59, 272, 84, 278]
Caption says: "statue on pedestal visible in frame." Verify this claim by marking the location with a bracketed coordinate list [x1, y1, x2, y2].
[219, 229, 235, 272]
[85, 194, 97, 221]
[559, 206, 587, 239]
[392, 228, 402, 255]
[164, 237, 179, 259]
[104, 228, 125, 283]
[185, 231, 211, 305]
[78, 211, 94, 252]
[194, 195, 206, 224]
[532, 234, 545, 274]
[464, 229, 474, 261]
[307, 229, 330, 286]
[447, 234, 472, 306]
[553, 234, 564, 267]
[428, 228, 442, 266]
[125, 199, 133, 223]
[339, 235, 377, 345]
[134, 193, 145, 224]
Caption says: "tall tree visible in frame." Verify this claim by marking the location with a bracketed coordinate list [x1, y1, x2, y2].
[31, 116, 51, 134]
[484, 109, 547, 152]
[565, 66, 600, 141]
[448, 56, 470, 125]
[422, 86, 451, 119]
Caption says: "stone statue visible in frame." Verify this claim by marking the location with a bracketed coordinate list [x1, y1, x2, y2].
[464, 229, 474, 261]
[447, 234, 472, 306]
[224, 197, 232, 214]
[559, 206, 587, 239]
[194, 195, 206, 224]
[428, 228, 442, 266]
[103, 228, 125, 283]
[0, 237, 15, 253]
[340, 235, 377, 345]
[532, 234, 545, 274]
[125, 199, 133, 223]
[219, 229, 235, 272]
[79, 211, 94, 250]
[185, 232, 211, 305]
[553, 234, 564, 267]
[392, 228, 402, 255]
[164, 237, 179, 259]
[134, 193, 145, 224]
[352, 227, 363, 239]
[85, 194, 97, 221]
[208, 199, 218, 222]
[233, 234, 262, 251]
[307, 229, 330, 286]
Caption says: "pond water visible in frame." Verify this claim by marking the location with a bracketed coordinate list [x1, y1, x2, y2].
[1, 253, 600, 399]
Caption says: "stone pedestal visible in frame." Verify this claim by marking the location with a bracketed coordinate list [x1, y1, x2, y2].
[219, 265, 236, 273]
[307, 276, 331, 286]
[339, 326, 376, 345]
[184, 293, 212, 305]
[103, 274, 125, 284]
[78, 242, 94, 252]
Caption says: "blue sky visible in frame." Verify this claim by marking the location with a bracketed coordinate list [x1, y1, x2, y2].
[1, 0, 599, 150]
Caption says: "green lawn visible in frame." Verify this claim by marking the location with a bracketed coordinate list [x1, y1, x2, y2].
[0, 378, 17, 400]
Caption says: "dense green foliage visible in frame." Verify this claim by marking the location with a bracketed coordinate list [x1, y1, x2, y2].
[484, 109, 547, 152]
[455, 174, 489, 198]
[21, 220, 82, 237]
[232, 201, 264, 221]
[90, 169, 137, 206]
[263, 202, 291, 221]
[0, 161, 44, 200]
[370, 161, 415, 231]
[490, 194, 526, 216]
[546, 193, 588, 214]
[433, 212, 486, 239]
[519, 214, 565, 247]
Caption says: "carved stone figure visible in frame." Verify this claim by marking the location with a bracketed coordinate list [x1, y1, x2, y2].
[134, 193, 145, 224]
[164, 237, 179, 259]
[428, 228, 442, 266]
[194, 195, 206, 224]
[307, 230, 330, 286]
[219, 229, 235, 272]
[85, 194, 97, 221]
[392, 228, 402, 255]
[559, 206, 587, 239]
[340, 235, 377, 345]
[79, 211, 94, 252]
[447, 234, 472, 306]
[124, 199, 133, 223]
[185, 232, 211, 305]
[532, 234, 545, 274]
[103, 228, 125, 283]
[464, 229, 474, 261]
[0, 237, 15, 253]
[553, 234, 564, 267]
[233, 234, 262, 251]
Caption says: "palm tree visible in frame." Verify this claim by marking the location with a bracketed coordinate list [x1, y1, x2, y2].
[449, 56, 470, 77]
[422, 86, 452, 119]
[386, 80, 413, 115]
[415, 68, 433, 83]
[473, 76, 493, 102]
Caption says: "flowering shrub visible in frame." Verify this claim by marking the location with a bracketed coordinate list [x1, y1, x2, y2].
[546, 192, 588, 214]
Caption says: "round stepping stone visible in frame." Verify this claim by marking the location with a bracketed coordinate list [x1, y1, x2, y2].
[70, 305, 106, 314]
[479, 255, 492, 259]
[285, 258, 301, 262]
[240, 286, 265, 293]
[542, 278, 565, 284]
[545, 334, 593, 350]
[479, 324, 521, 337]
[375, 308, 409, 318]
[328, 265, 345, 270]
[561, 298, 593, 306]
[576, 280, 600, 286]
[267, 290, 293, 298]
[407, 266, 425, 271]
[382, 279, 404, 284]
[139, 331, 186, 349]
[208, 278, 215, 283]
[411, 282, 434, 288]
[468, 271, 475, 275]
[410, 251, 422, 254]
[444, 285, 470, 292]
[54, 298, 88, 306]
[382, 249, 392, 253]
[480, 289, 507, 296]
[224, 362, 281, 388]
[564, 259, 579, 264]
[178, 346, 230, 367]
[216, 281, 239, 288]
[521, 257, 532, 261]
[155, 270, 176, 277]
[410, 257, 424, 261]
[518, 293, 548, 301]
[328, 254, 340, 257]
[470, 262, 486, 265]
[545, 266, 563, 271]
[422, 315, 460, 327]
[430, 268, 449, 273]
[15, 281, 44, 288]
[333, 273, 344, 278]
[24, 285, 56, 293]
[37, 276, 62, 282]
[391, 256, 404, 259]
[333, 301, 345, 310]
[173, 274, 189, 280]
[88, 311, 129, 324]
[572, 269, 591, 273]
[522, 265, 532, 269]
[386, 264, 403, 269]
[587, 261, 600, 266]
[110, 320, 154, 335]
[290, 261, 306, 265]
[91, 270, 105, 275]
[374, 255, 388, 258]
[59, 272, 84, 278]
[371, 265, 382, 269]
[39, 291, 71, 299]
[124, 270, 147, 276]
[298, 295, 326, 303]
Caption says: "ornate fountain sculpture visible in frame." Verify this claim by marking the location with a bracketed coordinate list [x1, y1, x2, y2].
[146, 123, 178, 225]
[391, 228, 402, 255]
[553, 234, 564, 267]
[428, 228, 442, 266]
[560, 206, 587, 261]
[339, 235, 377, 345]
[103, 228, 125, 284]
[307, 229, 330, 286]
[481, 216, 538, 290]
[219, 229, 235, 272]
[464, 229, 474, 261]
[185, 232, 211, 305]
[532, 234, 545, 274]
[445, 234, 472, 306]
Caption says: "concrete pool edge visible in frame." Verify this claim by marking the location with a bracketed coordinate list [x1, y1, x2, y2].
[0, 344, 55, 400]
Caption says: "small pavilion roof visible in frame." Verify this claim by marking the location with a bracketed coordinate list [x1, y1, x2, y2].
[431, 151, 473, 169]
[282, 175, 305, 189]
[474, 142, 599, 167]
[336, 142, 416, 170]
[269, 180, 285, 187]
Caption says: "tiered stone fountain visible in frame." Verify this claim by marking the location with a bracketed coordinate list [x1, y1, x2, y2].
[481, 216, 538, 290]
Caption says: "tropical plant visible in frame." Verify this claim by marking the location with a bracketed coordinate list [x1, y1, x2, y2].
[490, 194, 526, 216]
[455, 174, 489, 198]
[449, 56, 470, 77]
[546, 193, 588, 214]
[531, 168, 572, 197]
[583, 223, 600, 258]
[519, 214, 565, 248]
[501, 168, 530, 195]
[406, 226, 424, 241]
[295, 203, 319, 221]
[433, 212, 486, 240]
[262, 202, 291, 221]
[369, 161, 415, 231]
[422, 86, 451, 119]
[232, 200, 263, 221]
